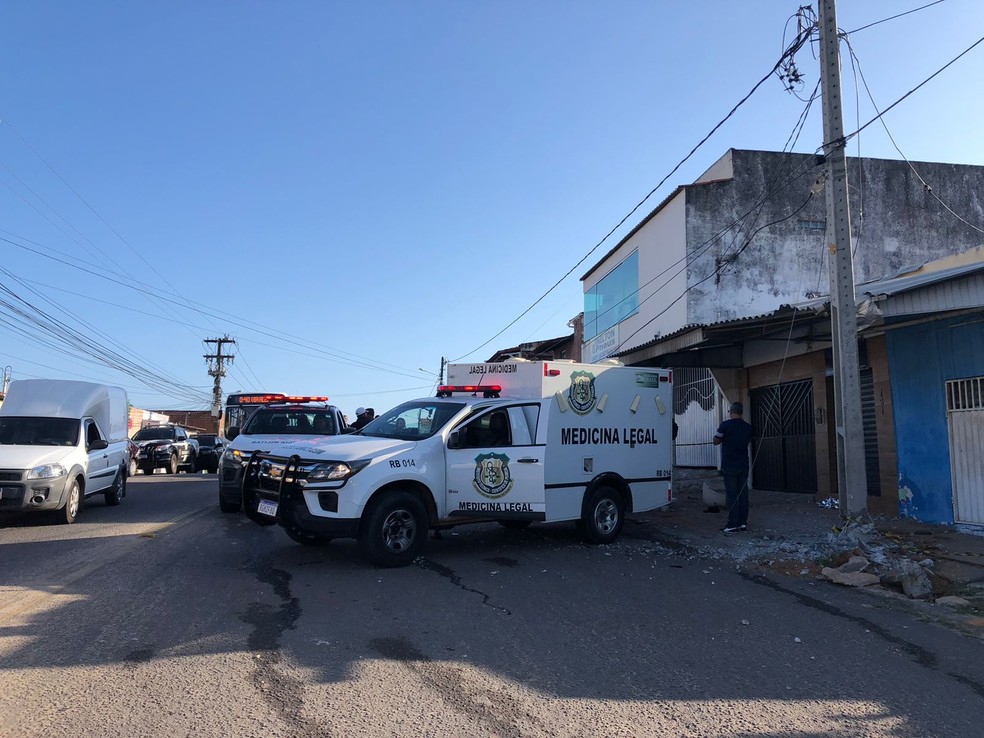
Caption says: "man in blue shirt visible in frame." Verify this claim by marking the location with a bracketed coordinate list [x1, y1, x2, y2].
[713, 401, 753, 533]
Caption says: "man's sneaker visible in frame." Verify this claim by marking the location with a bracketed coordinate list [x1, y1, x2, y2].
[721, 525, 741, 534]
[739, 524, 747, 531]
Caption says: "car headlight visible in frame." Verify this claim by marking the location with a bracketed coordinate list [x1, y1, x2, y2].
[305, 459, 369, 482]
[222, 448, 245, 465]
[28, 463, 68, 480]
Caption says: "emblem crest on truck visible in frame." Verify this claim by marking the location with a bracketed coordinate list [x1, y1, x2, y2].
[472, 453, 514, 499]
[567, 370, 598, 415]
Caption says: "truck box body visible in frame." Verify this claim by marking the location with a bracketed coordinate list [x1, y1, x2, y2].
[1, 380, 129, 442]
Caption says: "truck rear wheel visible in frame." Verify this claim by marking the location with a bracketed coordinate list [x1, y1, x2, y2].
[104, 468, 126, 506]
[359, 491, 427, 567]
[578, 486, 625, 544]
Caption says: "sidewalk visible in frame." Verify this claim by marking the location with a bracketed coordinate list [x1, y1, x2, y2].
[631, 468, 984, 611]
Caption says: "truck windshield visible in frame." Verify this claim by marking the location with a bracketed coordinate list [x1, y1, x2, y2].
[132, 427, 174, 441]
[361, 400, 466, 439]
[0, 416, 80, 446]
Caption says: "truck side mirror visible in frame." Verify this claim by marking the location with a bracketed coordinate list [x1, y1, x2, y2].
[448, 429, 462, 450]
[227, 427, 240, 441]
[89, 439, 109, 451]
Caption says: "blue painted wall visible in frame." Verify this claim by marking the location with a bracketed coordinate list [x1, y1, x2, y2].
[886, 315, 984, 523]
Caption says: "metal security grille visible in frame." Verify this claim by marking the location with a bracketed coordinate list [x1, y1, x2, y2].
[672, 367, 719, 467]
[750, 379, 817, 493]
[947, 376, 984, 525]
[860, 369, 881, 497]
[947, 377, 984, 411]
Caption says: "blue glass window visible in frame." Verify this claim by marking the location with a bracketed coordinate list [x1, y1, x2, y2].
[583, 250, 639, 340]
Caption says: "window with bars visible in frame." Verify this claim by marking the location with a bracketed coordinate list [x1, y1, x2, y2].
[946, 377, 984, 412]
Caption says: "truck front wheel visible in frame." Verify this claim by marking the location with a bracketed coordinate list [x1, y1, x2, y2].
[167, 454, 178, 475]
[359, 491, 427, 567]
[577, 486, 625, 544]
[59, 478, 82, 524]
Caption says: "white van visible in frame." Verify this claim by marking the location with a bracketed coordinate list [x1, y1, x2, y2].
[0, 379, 130, 523]
[239, 361, 673, 565]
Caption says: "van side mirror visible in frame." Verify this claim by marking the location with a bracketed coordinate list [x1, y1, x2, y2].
[89, 439, 109, 451]
[448, 429, 462, 450]
[227, 427, 240, 441]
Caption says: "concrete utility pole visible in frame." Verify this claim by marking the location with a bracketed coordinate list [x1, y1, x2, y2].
[204, 336, 236, 427]
[818, 0, 868, 517]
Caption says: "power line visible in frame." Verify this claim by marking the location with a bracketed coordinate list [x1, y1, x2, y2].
[450, 24, 816, 362]
[843, 0, 947, 35]
[844, 37, 984, 236]
[840, 32, 984, 146]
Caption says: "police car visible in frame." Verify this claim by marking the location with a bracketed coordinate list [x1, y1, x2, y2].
[238, 361, 674, 566]
[217, 396, 345, 523]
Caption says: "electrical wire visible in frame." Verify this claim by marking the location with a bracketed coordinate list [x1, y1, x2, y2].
[844, 38, 984, 237]
[839, 32, 984, 146]
[843, 0, 947, 35]
[451, 24, 816, 362]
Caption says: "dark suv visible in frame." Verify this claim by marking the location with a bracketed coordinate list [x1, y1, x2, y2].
[132, 425, 197, 474]
[192, 434, 224, 474]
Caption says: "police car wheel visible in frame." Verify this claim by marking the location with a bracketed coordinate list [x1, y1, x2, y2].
[283, 521, 333, 546]
[219, 498, 241, 513]
[579, 486, 625, 545]
[360, 491, 427, 568]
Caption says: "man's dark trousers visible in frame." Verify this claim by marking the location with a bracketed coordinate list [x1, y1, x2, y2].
[723, 466, 749, 528]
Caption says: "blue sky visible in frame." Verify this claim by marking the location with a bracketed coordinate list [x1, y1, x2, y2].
[1, 1, 982, 421]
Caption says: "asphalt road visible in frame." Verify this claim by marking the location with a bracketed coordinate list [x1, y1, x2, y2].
[1, 474, 983, 737]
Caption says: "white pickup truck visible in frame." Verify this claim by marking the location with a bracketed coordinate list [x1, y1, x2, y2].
[0, 379, 130, 523]
[239, 360, 674, 566]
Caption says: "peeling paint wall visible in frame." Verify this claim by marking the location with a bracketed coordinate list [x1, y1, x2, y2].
[886, 316, 984, 524]
[684, 149, 984, 328]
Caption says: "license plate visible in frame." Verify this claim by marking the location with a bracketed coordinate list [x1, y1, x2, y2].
[257, 499, 278, 517]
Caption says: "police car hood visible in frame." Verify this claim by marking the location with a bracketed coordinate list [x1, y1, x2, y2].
[0, 445, 76, 469]
[262, 434, 416, 461]
[228, 433, 346, 456]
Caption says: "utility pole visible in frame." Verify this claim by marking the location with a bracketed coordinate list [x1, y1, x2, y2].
[818, 0, 868, 517]
[204, 336, 236, 428]
[439, 357, 446, 385]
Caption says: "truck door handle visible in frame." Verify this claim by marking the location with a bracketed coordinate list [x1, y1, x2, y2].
[517, 457, 539, 463]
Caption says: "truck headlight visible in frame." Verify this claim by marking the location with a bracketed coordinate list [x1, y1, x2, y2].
[306, 460, 369, 482]
[27, 463, 68, 480]
[222, 449, 244, 465]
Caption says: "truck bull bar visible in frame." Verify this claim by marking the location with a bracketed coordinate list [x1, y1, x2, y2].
[241, 451, 305, 528]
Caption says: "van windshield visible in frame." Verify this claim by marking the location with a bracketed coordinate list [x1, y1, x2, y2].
[0, 416, 80, 446]
[360, 401, 466, 440]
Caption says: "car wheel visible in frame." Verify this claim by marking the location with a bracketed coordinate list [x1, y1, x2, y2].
[283, 520, 333, 546]
[167, 454, 178, 474]
[359, 491, 427, 567]
[128, 458, 138, 477]
[578, 486, 625, 544]
[497, 520, 532, 530]
[104, 468, 126, 506]
[60, 478, 82, 524]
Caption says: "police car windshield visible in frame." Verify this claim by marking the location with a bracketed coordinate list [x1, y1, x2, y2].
[242, 408, 337, 436]
[360, 400, 465, 440]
